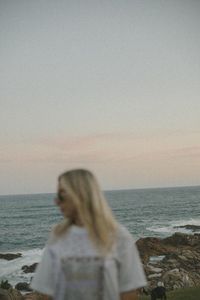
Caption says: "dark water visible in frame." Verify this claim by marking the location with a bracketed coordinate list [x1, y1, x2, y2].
[0, 185, 199, 252]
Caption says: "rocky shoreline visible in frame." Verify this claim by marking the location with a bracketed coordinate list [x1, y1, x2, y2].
[136, 232, 200, 292]
[1, 231, 200, 299]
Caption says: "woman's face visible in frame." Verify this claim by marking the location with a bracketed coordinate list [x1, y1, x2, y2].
[55, 180, 77, 220]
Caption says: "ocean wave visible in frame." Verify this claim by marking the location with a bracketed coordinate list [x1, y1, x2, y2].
[0, 248, 43, 287]
[146, 218, 200, 235]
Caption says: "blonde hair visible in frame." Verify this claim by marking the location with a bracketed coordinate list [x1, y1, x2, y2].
[53, 169, 119, 256]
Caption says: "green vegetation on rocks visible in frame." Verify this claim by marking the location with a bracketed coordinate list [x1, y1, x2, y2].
[0, 280, 12, 289]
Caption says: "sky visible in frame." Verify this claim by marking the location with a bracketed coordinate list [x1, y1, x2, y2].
[0, 0, 200, 195]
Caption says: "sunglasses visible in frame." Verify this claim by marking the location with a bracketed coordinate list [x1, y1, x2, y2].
[55, 192, 65, 203]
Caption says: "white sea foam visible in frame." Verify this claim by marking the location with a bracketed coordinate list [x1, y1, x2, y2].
[149, 256, 165, 264]
[171, 218, 200, 227]
[146, 218, 200, 235]
[0, 248, 44, 287]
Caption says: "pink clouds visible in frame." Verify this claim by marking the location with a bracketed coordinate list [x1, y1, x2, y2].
[0, 131, 199, 168]
[0, 130, 199, 193]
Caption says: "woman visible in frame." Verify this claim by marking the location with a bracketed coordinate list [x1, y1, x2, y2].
[30, 169, 146, 300]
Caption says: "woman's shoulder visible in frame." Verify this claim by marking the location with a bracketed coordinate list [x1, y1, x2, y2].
[116, 223, 134, 238]
[46, 224, 58, 245]
[46, 223, 67, 245]
[113, 224, 138, 259]
[46, 221, 79, 246]
[115, 223, 136, 247]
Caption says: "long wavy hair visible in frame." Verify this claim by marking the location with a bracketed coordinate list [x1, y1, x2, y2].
[53, 169, 119, 255]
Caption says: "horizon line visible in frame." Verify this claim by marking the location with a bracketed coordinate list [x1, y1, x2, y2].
[0, 183, 199, 197]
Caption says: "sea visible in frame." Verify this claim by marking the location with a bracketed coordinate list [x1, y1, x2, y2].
[0, 185, 200, 287]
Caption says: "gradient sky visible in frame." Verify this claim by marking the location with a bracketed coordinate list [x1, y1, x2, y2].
[0, 0, 200, 195]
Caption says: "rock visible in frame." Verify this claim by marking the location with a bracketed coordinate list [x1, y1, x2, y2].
[162, 269, 182, 289]
[165, 268, 180, 274]
[23, 292, 47, 300]
[137, 232, 200, 263]
[15, 283, 32, 292]
[177, 255, 188, 261]
[136, 237, 172, 263]
[181, 249, 196, 259]
[0, 288, 23, 300]
[22, 263, 38, 273]
[147, 265, 163, 273]
[163, 232, 200, 247]
[136, 232, 200, 291]
[0, 253, 22, 261]
[148, 273, 162, 279]
[162, 269, 195, 290]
